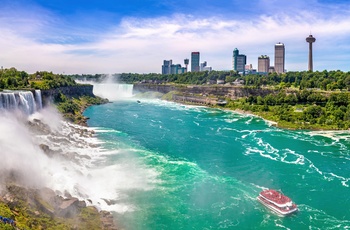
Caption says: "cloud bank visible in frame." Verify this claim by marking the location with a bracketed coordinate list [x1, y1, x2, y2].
[0, 0, 350, 73]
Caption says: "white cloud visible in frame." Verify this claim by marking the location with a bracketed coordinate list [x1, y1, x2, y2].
[0, 2, 350, 73]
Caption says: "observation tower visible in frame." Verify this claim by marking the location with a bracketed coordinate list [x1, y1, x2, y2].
[306, 35, 316, 71]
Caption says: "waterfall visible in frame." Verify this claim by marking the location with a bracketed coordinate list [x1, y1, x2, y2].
[35, 90, 43, 110]
[91, 83, 134, 101]
[19, 91, 36, 115]
[0, 90, 43, 115]
[75, 76, 134, 101]
[0, 92, 17, 110]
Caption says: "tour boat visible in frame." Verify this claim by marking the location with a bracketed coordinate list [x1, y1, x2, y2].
[257, 189, 298, 216]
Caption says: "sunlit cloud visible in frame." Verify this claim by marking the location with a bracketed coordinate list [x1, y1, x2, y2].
[0, 0, 350, 73]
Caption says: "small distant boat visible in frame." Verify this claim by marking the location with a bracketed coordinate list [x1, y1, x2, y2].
[257, 189, 298, 216]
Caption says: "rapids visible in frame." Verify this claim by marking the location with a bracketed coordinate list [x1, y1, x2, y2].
[80, 83, 350, 229]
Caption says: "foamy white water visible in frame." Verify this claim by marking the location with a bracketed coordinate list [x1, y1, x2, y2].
[0, 105, 158, 214]
[76, 76, 134, 101]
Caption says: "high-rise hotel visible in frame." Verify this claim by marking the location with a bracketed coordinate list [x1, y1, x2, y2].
[232, 48, 246, 74]
[191, 52, 200, 72]
[258, 55, 270, 73]
[274, 43, 285, 74]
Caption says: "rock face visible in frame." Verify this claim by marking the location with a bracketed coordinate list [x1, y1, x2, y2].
[41, 85, 94, 106]
[1, 185, 118, 229]
[133, 83, 276, 100]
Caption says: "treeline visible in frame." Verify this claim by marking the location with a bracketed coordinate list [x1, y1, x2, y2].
[243, 70, 350, 90]
[67, 73, 107, 83]
[225, 90, 350, 129]
[104, 70, 350, 91]
[117, 71, 238, 84]
[73, 70, 350, 91]
[0, 67, 76, 90]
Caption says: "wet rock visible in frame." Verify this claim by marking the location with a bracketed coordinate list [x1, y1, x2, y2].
[57, 198, 80, 218]
[100, 210, 118, 230]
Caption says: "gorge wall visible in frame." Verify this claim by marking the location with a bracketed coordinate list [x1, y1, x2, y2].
[133, 83, 276, 100]
[41, 84, 94, 106]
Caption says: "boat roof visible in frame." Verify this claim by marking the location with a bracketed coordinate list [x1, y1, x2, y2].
[260, 189, 291, 204]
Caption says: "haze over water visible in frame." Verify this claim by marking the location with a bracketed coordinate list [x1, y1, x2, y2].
[84, 83, 350, 229]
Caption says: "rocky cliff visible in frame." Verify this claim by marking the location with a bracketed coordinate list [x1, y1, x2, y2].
[133, 83, 275, 100]
[41, 84, 94, 106]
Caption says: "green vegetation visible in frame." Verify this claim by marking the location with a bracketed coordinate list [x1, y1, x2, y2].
[0, 196, 69, 230]
[70, 70, 350, 130]
[117, 71, 237, 84]
[0, 194, 106, 230]
[0, 67, 76, 90]
[55, 93, 108, 125]
[70, 70, 350, 90]
[221, 90, 350, 130]
[0, 67, 109, 125]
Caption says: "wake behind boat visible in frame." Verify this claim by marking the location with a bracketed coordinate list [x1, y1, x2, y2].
[257, 189, 298, 216]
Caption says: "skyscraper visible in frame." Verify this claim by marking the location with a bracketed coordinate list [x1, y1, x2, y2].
[191, 52, 200, 72]
[306, 34, 316, 71]
[162, 60, 172, 75]
[232, 48, 246, 74]
[258, 55, 270, 73]
[274, 43, 285, 74]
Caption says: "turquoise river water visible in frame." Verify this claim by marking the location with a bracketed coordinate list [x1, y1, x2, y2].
[83, 86, 350, 230]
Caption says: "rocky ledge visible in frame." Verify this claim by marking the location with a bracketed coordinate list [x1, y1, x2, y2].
[0, 184, 117, 229]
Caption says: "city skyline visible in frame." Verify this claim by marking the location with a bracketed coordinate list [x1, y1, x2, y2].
[1, 0, 350, 74]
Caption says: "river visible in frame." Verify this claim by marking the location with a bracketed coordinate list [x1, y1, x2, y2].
[83, 83, 350, 229]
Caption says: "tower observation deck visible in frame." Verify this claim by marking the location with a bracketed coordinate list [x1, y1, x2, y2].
[306, 35, 316, 71]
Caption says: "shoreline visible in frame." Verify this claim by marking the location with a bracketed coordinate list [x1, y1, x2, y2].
[159, 96, 347, 131]
[232, 108, 278, 126]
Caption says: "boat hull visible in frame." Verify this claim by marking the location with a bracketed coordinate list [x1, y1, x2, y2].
[257, 196, 298, 216]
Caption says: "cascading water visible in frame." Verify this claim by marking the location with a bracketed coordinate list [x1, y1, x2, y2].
[0, 90, 43, 115]
[92, 83, 134, 101]
[0, 92, 17, 109]
[76, 75, 134, 101]
[18, 91, 36, 115]
[35, 90, 43, 110]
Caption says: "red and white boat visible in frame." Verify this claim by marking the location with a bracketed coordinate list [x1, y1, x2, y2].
[257, 189, 298, 216]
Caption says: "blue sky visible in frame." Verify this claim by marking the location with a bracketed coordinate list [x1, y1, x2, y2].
[0, 0, 350, 74]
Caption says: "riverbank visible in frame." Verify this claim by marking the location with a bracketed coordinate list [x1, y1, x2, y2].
[56, 94, 109, 126]
[139, 88, 348, 131]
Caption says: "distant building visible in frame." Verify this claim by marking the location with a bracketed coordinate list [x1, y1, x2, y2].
[162, 60, 187, 75]
[162, 60, 172, 75]
[233, 79, 244, 85]
[200, 61, 207, 71]
[274, 43, 285, 74]
[258, 55, 270, 73]
[203, 66, 212, 72]
[184, 58, 189, 71]
[269, 66, 275, 73]
[245, 64, 253, 70]
[191, 52, 200, 72]
[200, 61, 212, 72]
[232, 48, 247, 74]
[172, 64, 187, 74]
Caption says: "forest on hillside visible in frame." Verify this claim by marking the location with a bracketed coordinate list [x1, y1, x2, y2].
[0, 67, 76, 90]
[3, 67, 350, 129]
[116, 70, 350, 91]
